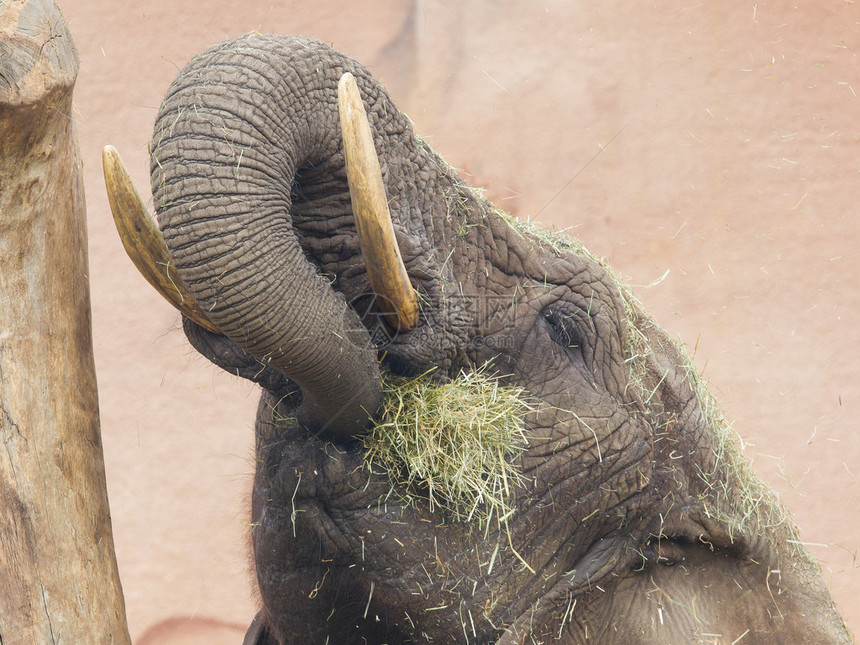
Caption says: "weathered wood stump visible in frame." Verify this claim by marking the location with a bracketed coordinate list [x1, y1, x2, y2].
[0, 1, 131, 642]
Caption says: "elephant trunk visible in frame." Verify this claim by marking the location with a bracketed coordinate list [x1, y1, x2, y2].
[148, 39, 388, 438]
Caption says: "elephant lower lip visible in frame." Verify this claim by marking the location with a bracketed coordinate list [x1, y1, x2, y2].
[563, 536, 630, 590]
[268, 383, 370, 450]
[267, 381, 303, 430]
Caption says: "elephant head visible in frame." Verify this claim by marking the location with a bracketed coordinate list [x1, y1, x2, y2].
[105, 35, 851, 644]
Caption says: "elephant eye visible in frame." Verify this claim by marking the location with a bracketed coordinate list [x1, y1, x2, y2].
[543, 307, 584, 358]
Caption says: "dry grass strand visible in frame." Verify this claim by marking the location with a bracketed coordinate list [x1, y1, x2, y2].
[363, 366, 531, 530]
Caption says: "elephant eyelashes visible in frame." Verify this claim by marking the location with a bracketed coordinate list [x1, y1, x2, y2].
[543, 307, 584, 358]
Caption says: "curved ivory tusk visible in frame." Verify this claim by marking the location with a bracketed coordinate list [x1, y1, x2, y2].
[102, 145, 220, 334]
[338, 73, 419, 332]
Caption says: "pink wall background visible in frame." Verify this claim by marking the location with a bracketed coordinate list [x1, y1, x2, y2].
[60, 1, 858, 641]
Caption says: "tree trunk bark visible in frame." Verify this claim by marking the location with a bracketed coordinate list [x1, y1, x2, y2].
[0, 1, 131, 643]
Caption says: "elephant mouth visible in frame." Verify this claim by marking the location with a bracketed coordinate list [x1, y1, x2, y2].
[259, 362, 533, 527]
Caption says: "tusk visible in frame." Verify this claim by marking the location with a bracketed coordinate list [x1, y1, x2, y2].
[102, 145, 220, 334]
[338, 73, 419, 331]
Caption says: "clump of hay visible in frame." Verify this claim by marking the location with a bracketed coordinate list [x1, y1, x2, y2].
[363, 367, 531, 530]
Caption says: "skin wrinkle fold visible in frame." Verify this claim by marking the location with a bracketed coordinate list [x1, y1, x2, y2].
[474, 218, 630, 399]
[162, 54, 302, 145]
[516, 485, 634, 584]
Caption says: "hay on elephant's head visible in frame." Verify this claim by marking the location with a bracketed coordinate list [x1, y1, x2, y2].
[363, 367, 531, 530]
[488, 206, 799, 550]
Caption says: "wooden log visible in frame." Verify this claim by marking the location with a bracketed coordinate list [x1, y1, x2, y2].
[0, 1, 131, 643]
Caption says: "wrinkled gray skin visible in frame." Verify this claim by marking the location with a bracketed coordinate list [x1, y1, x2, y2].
[150, 35, 851, 644]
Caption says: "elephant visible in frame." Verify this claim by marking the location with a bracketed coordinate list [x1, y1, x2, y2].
[104, 34, 852, 644]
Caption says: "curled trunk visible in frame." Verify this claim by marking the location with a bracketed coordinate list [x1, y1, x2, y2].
[150, 37, 393, 437]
